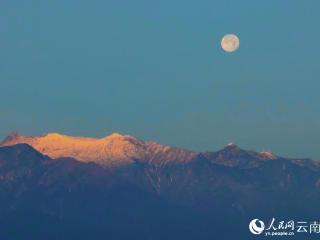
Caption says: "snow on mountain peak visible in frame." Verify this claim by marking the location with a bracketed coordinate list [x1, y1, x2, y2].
[259, 151, 277, 160]
[0, 132, 195, 167]
[103, 133, 125, 139]
[223, 143, 241, 151]
[0, 132, 281, 167]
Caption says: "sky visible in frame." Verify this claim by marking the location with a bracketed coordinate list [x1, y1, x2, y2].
[1, 0, 320, 159]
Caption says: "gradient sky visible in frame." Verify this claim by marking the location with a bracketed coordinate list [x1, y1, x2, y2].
[1, 0, 320, 159]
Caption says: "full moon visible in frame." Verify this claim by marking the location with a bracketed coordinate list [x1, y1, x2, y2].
[221, 34, 240, 53]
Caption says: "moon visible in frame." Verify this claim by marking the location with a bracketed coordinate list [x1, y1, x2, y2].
[221, 34, 240, 53]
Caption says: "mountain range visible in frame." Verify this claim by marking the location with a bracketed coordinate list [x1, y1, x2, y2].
[1, 132, 196, 167]
[0, 132, 319, 240]
[1, 132, 287, 167]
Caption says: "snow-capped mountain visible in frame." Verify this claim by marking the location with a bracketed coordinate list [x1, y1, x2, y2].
[0, 132, 196, 167]
[202, 143, 278, 167]
[0, 136, 319, 240]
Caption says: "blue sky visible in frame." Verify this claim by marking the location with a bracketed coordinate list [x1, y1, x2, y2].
[1, 0, 319, 158]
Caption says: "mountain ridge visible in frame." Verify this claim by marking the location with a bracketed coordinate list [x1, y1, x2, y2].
[0, 139, 319, 240]
[0, 131, 315, 169]
[0, 132, 197, 167]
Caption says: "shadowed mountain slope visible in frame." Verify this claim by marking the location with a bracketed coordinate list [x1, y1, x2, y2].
[0, 141, 319, 240]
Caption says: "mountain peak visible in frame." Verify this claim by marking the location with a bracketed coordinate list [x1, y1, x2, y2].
[44, 133, 67, 139]
[108, 133, 124, 138]
[0, 143, 48, 163]
[103, 132, 129, 140]
[2, 131, 22, 142]
[223, 143, 241, 151]
[259, 151, 277, 160]
[226, 142, 235, 146]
